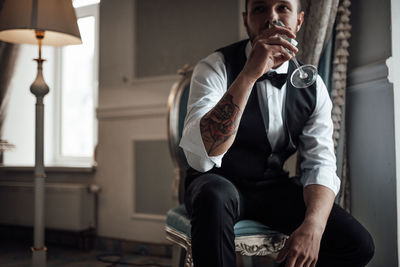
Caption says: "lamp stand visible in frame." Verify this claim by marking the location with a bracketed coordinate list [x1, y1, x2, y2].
[30, 30, 49, 267]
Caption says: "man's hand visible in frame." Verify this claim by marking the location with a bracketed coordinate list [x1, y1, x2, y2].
[276, 184, 335, 267]
[276, 220, 324, 267]
[241, 25, 298, 82]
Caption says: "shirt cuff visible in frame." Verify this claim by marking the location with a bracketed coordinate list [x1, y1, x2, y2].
[300, 168, 341, 196]
[179, 119, 225, 172]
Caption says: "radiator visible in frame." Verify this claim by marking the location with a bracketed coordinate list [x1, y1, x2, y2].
[0, 182, 95, 231]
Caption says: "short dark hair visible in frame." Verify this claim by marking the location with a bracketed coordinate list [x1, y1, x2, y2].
[245, 0, 302, 13]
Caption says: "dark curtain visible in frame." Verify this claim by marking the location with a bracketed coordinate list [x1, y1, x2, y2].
[0, 41, 19, 161]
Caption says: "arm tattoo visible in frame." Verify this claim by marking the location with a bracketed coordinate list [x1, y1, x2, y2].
[200, 93, 241, 154]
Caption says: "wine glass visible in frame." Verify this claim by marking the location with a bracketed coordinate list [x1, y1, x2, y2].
[271, 20, 318, 88]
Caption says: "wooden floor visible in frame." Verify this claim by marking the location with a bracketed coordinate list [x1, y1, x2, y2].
[0, 226, 280, 267]
[0, 239, 172, 267]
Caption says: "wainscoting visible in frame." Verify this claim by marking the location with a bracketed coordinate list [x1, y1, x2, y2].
[95, 76, 178, 244]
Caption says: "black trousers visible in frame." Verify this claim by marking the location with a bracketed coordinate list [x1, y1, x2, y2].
[184, 173, 375, 267]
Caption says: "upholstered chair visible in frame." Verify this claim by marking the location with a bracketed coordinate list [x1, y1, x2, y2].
[165, 65, 288, 267]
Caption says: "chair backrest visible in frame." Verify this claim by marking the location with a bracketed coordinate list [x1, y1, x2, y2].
[167, 65, 193, 204]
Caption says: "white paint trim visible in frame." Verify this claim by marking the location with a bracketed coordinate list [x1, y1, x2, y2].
[347, 60, 388, 87]
[0, 181, 90, 190]
[97, 104, 166, 120]
[131, 213, 166, 222]
[389, 0, 400, 264]
[0, 166, 95, 172]
[130, 135, 166, 142]
[347, 78, 390, 93]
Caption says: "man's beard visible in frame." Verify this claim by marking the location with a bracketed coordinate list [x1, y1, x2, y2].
[246, 29, 256, 44]
[246, 22, 270, 44]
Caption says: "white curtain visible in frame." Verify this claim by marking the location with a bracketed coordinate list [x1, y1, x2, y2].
[0, 41, 19, 161]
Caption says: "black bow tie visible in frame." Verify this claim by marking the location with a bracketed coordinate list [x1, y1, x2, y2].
[257, 71, 288, 89]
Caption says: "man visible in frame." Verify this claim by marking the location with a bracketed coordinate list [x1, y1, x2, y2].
[179, 0, 375, 266]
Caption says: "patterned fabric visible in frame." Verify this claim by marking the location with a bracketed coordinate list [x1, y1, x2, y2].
[235, 235, 287, 257]
[297, 0, 340, 66]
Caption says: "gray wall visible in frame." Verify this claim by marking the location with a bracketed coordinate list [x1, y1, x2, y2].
[99, 0, 239, 90]
[135, 0, 239, 77]
[348, 0, 391, 70]
[347, 0, 397, 266]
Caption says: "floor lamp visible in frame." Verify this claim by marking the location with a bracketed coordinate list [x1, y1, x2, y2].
[0, 1, 81, 266]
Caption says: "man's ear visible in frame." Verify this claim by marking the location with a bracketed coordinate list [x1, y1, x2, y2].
[296, 11, 304, 33]
[242, 12, 248, 29]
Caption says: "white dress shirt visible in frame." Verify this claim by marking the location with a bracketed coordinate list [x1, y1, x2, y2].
[179, 41, 341, 196]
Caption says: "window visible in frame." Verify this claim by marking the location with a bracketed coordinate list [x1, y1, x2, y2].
[73, 0, 100, 8]
[2, 1, 99, 167]
[55, 3, 99, 165]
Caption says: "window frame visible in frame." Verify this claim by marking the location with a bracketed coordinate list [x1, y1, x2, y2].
[53, 3, 100, 166]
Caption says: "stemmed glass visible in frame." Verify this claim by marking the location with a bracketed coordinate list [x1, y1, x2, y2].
[271, 20, 318, 88]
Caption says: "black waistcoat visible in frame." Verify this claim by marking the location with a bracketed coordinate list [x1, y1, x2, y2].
[186, 40, 317, 188]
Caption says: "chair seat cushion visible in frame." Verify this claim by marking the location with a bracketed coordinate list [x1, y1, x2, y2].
[166, 204, 191, 238]
[166, 204, 288, 256]
[234, 219, 281, 237]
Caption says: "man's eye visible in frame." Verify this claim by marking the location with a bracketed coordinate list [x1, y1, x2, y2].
[253, 6, 266, 13]
[278, 5, 290, 11]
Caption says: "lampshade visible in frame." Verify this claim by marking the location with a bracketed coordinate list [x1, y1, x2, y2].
[0, 0, 81, 46]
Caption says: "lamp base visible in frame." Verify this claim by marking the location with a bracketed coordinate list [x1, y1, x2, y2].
[32, 247, 47, 267]
[31, 34, 49, 267]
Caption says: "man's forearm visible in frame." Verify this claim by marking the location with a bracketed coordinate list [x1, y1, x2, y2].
[303, 184, 335, 232]
[200, 27, 299, 157]
[200, 72, 256, 156]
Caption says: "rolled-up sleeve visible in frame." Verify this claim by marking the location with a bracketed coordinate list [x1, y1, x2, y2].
[299, 76, 341, 196]
[179, 52, 228, 172]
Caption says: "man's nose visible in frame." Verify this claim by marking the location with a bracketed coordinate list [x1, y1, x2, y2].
[263, 11, 279, 28]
